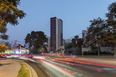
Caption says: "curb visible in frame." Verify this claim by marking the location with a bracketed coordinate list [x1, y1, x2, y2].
[24, 62, 38, 77]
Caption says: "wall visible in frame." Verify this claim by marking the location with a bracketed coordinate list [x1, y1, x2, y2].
[82, 47, 114, 53]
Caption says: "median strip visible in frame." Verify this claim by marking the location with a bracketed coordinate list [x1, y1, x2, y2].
[16, 60, 30, 77]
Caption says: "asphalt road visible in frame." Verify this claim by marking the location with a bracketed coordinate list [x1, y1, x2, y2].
[24, 59, 73, 77]
[20, 56, 116, 77]
[50, 60, 116, 77]
[33, 56, 116, 77]
[24, 60, 48, 77]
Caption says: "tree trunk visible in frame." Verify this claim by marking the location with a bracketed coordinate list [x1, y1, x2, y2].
[114, 48, 116, 57]
[98, 46, 100, 56]
[97, 36, 100, 56]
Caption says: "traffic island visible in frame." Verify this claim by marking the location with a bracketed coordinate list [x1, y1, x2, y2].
[16, 60, 30, 77]
[16, 60, 38, 77]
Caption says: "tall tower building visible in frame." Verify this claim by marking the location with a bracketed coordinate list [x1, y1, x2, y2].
[50, 17, 63, 51]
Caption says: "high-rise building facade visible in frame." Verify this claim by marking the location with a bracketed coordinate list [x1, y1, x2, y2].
[50, 17, 63, 51]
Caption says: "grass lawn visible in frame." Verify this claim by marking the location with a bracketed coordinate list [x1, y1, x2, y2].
[17, 60, 30, 77]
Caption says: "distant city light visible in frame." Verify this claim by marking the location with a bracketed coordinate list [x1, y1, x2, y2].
[15, 51, 22, 54]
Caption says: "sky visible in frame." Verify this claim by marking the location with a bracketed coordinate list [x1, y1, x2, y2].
[6, 0, 116, 44]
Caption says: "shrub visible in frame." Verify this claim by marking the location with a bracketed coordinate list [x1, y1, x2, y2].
[83, 51, 98, 55]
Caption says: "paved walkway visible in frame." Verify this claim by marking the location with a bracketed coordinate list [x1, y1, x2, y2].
[79, 57, 116, 65]
[0, 59, 21, 77]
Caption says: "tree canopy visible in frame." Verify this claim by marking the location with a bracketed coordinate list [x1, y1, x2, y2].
[72, 35, 83, 48]
[25, 31, 48, 50]
[0, 0, 25, 40]
[106, 2, 116, 44]
[85, 2, 116, 47]
[85, 17, 106, 46]
[84, 2, 116, 55]
[0, 43, 8, 54]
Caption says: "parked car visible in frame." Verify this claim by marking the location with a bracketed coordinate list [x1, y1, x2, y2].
[0, 54, 7, 58]
[28, 53, 33, 58]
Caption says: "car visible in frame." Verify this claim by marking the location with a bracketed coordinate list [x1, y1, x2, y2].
[0, 54, 7, 58]
[28, 54, 33, 58]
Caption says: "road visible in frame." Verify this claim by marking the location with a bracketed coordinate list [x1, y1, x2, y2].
[23, 59, 74, 77]
[48, 60, 116, 77]
[32, 56, 116, 77]
[24, 60, 48, 77]
[16, 55, 116, 77]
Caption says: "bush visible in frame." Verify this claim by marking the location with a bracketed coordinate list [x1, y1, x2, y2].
[31, 49, 39, 54]
[83, 51, 98, 55]
[83, 51, 114, 55]
[31, 48, 47, 54]
[100, 51, 114, 55]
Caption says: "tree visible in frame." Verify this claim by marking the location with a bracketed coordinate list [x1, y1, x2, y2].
[72, 35, 83, 55]
[72, 35, 79, 48]
[0, 0, 25, 40]
[84, 2, 116, 56]
[25, 33, 32, 50]
[106, 2, 116, 46]
[85, 17, 106, 56]
[0, 43, 8, 54]
[25, 31, 48, 52]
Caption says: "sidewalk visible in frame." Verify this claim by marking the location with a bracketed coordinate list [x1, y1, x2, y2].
[78, 57, 116, 65]
[0, 59, 21, 77]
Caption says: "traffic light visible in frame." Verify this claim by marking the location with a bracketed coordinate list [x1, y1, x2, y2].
[19, 44, 21, 49]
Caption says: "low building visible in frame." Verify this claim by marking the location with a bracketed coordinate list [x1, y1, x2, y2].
[5, 48, 29, 54]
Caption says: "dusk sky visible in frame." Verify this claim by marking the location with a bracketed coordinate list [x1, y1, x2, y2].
[6, 0, 115, 44]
